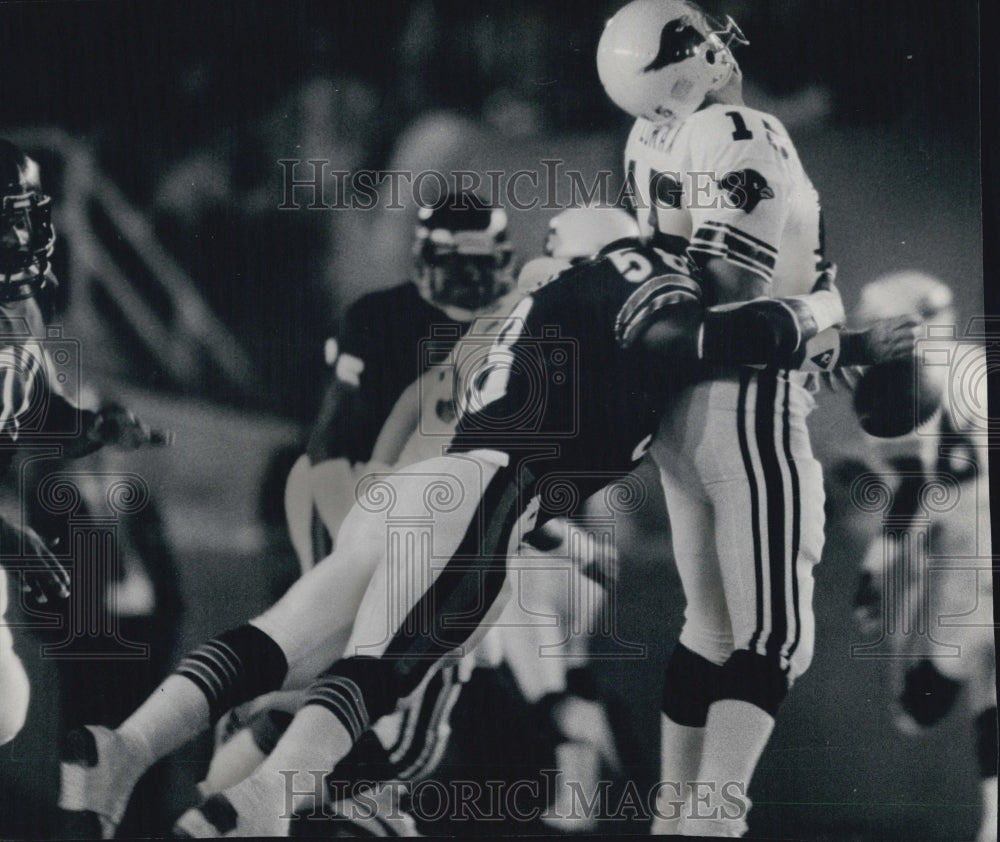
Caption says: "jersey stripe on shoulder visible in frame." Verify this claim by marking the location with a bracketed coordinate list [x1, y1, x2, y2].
[690, 221, 778, 280]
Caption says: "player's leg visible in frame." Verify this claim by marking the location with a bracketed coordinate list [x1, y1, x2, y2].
[648, 438, 731, 836]
[174, 453, 518, 836]
[58, 466, 408, 837]
[684, 373, 825, 837]
[198, 690, 308, 796]
[0, 571, 31, 746]
[905, 490, 996, 842]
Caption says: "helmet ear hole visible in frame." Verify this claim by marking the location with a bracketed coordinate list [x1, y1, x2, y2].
[705, 50, 716, 64]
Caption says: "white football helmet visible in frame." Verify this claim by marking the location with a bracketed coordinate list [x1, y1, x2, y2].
[597, 0, 748, 123]
[544, 207, 640, 262]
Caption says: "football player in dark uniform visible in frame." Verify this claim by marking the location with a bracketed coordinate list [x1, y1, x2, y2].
[0, 138, 158, 746]
[284, 191, 517, 572]
[187, 207, 636, 833]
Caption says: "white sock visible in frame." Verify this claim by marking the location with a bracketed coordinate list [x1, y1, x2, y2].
[978, 776, 997, 842]
[680, 699, 774, 837]
[651, 713, 705, 836]
[199, 728, 268, 796]
[116, 673, 211, 772]
[217, 706, 355, 834]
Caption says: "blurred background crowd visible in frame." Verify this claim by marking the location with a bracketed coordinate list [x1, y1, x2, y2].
[0, 1, 989, 840]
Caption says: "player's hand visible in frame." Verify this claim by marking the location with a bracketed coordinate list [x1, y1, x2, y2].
[811, 260, 838, 293]
[840, 315, 923, 367]
[864, 315, 923, 364]
[852, 570, 882, 636]
[0, 521, 71, 607]
[817, 366, 864, 393]
[88, 403, 174, 450]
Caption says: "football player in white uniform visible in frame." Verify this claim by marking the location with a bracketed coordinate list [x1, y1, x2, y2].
[849, 272, 996, 842]
[598, 1, 840, 835]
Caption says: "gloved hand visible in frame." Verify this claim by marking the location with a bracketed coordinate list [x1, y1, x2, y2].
[0, 519, 70, 607]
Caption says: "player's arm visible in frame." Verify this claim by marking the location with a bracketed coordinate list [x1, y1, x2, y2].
[0, 345, 154, 457]
[701, 256, 768, 304]
[304, 301, 379, 466]
[369, 377, 421, 467]
[621, 262, 917, 371]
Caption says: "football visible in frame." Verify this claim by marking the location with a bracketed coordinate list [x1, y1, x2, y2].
[852, 358, 942, 438]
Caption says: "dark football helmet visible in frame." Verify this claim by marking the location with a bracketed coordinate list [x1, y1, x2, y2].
[0, 139, 56, 302]
[413, 192, 513, 315]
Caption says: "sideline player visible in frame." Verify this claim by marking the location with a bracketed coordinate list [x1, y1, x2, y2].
[596, 1, 847, 834]
[283, 190, 517, 573]
[0, 139, 158, 746]
[849, 272, 996, 842]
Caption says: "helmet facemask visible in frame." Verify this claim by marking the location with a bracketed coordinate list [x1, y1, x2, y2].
[414, 198, 513, 316]
[700, 11, 748, 90]
[0, 145, 57, 303]
[0, 192, 56, 302]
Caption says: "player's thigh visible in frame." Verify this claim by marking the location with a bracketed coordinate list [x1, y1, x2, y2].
[346, 454, 502, 659]
[252, 501, 393, 683]
[706, 442, 824, 671]
[653, 454, 734, 665]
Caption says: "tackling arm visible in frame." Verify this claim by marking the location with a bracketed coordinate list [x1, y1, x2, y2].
[620, 264, 917, 371]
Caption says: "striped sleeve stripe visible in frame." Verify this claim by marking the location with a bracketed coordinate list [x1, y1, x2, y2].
[690, 222, 777, 279]
[209, 640, 244, 681]
[307, 687, 363, 739]
[700, 220, 778, 254]
[189, 642, 241, 682]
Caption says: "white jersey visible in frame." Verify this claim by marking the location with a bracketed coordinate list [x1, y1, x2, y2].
[624, 103, 824, 298]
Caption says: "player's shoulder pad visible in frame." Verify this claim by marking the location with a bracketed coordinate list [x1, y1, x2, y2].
[344, 281, 416, 325]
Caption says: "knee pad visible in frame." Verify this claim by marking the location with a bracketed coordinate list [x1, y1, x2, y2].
[176, 625, 289, 723]
[975, 707, 998, 778]
[898, 659, 962, 728]
[718, 650, 789, 717]
[662, 643, 724, 727]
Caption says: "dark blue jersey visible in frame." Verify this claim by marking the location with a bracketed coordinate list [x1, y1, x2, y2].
[450, 243, 688, 517]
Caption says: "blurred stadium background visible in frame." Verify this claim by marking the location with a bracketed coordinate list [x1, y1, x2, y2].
[0, 1, 987, 839]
